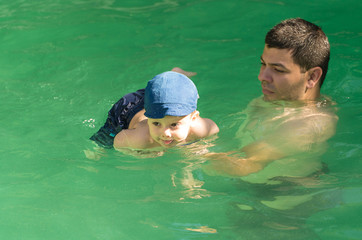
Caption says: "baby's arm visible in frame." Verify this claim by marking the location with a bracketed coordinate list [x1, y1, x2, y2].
[113, 127, 148, 151]
[113, 127, 163, 157]
[113, 130, 133, 150]
[192, 116, 219, 139]
[203, 118, 219, 137]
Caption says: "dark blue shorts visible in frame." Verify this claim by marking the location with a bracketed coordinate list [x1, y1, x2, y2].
[90, 89, 145, 148]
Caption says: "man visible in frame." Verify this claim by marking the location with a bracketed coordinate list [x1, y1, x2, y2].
[205, 18, 338, 190]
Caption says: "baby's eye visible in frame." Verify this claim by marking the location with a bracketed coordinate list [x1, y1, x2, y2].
[170, 123, 180, 128]
[152, 122, 161, 127]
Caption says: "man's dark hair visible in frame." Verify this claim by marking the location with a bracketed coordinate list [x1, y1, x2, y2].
[265, 18, 330, 87]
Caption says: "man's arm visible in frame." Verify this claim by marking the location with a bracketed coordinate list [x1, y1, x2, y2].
[204, 113, 337, 177]
[204, 140, 284, 177]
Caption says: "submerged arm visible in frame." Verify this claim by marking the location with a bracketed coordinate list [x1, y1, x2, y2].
[204, 114, 337, 177]
[204, 140, 285, 176]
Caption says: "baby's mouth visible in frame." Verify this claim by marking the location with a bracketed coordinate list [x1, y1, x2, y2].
[162, 139, 173, 145]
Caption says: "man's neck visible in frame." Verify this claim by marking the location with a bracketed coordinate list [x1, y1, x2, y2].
[303, 87, 321, 101]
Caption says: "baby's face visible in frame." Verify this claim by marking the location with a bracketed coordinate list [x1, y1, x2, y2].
[147, 114, 194, 147]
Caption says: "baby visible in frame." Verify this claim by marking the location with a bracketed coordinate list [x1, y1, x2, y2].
[90, 69, 219, 154]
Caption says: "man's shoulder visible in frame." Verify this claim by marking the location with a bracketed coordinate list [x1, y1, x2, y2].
[277, 100, 338, 142]
[301, 97, 338, 124]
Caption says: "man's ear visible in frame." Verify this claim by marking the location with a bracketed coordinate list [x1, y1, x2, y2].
[191, 110, 199, 120]
[306, 67, 323, 89]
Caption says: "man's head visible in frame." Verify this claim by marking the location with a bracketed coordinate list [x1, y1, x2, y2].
[144, 71, 199, 147]
[259, 18, 330, 101]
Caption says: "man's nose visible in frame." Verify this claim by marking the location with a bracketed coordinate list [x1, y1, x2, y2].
[258, 67, 272, 83]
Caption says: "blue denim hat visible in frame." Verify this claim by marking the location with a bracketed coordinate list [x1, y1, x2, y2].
[144, 71, 199, 119]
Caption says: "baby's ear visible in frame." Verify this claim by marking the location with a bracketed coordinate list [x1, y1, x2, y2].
[191, 110, 199, 120]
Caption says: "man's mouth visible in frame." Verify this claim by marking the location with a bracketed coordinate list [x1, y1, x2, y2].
[262, 87, 274, 95]
[261, 82, 274, 95]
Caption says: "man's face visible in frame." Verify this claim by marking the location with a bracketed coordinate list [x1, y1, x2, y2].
[258, 45, 308, 101]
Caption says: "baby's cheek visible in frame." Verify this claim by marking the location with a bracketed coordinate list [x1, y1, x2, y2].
[149, 128, 158, 138]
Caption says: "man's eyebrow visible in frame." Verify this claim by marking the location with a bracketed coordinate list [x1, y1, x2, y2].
[260, 56, 288, 69]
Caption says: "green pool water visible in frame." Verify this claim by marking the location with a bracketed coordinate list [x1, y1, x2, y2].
[0, 0, 361, 239]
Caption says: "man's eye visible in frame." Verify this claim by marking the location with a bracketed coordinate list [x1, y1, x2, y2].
[260, 62, 266, 66]
[274, 68, 285, 73]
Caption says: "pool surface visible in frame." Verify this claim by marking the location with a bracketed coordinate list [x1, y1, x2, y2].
[0, 0, 361, 239]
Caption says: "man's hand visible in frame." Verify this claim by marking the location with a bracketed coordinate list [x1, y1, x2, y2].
[203, 152, 265, 177]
